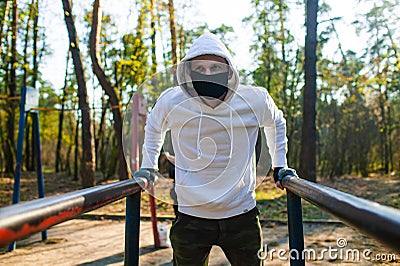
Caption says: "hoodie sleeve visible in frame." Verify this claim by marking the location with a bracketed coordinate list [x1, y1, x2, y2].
[260, 90, 288, 168]
[141, 96, 169, 170]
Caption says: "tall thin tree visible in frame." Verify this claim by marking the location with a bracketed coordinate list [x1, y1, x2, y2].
[0, 1, 11, 51]
[300, 0, 318, 181]
[5, 0, 18, 173]
[168, 0, 178, 85]
[61, 0, 95, 188]
[150, 0, 157, 75]
[22, 0, 34, 87]
[168, 0, 177, 67]
[90, 0, 127, 180]
[31, 0, 39, 89]
[55, 51, 70, 172]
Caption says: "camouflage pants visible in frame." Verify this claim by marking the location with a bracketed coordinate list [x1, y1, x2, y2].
[170, 207, 263, 266]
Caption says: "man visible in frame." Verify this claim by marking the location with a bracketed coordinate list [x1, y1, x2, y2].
[136, 32, 288, 265]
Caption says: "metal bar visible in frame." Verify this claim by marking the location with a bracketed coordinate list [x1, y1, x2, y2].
[12, 86, 27, 205]
[149, 183, 160, 247]
[32, 112, 47, 241]
[9, 86, 27, 251]
[125, 192, 141, 266]
[131, 94, 160, 248]
[286, 190, 305, 266]
[282, 175, 400, 253]
[127, 94, 141, 265]
[0, 178, 146, 247]
[140, 108, 161, 248]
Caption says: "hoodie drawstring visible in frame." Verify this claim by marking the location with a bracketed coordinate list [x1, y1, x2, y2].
[197, 108, 203, 159]
[229, 109, 233, 159]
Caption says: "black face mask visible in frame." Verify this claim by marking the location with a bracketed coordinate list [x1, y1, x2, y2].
[191, 71, 229, 99]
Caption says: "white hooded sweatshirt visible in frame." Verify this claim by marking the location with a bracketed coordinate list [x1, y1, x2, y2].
[141, 32, 287, 219]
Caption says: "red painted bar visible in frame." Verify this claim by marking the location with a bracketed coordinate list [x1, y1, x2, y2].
[0, 178, 145, 247]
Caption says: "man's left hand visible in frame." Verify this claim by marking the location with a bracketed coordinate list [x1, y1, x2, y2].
[273, 167, 297, 190]
[275, 181, 284, 190]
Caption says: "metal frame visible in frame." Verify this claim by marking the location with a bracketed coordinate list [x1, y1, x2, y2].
[2, 93, 399, 265]
[129, 93, 160, 250]
[9, 86, 46, 251]
[1, 172, 400, 265]
[0, 178, 147, 247]
[283, 173, 400, 263]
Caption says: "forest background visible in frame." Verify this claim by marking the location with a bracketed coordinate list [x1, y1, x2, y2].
[0, 0, 399, 189]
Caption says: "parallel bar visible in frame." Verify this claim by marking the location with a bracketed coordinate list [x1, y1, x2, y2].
[12, 86, 27, 205]
[282, 175, 400, 253]
[149, 183, 160, 248]
[9, 86, 27, 251]
[125, 192, 142, 266]
[0, 178, 146, 247]
[286, 190, 305, 266]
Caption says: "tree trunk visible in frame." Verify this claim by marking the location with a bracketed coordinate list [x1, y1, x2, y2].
[61, 0, 95, 188]
[65, 143, 72, 175]
[73, 115, 79, 181]
[31, 0, 39, 88]
[22, 0, 35, 87]
[24, 116, 35, 171]
[168, 0, 177, 66]
[95, 97, 107, 171]
[379, 89, 389, 174]
[0, 115, 4, 172]
[278, 0, 289, 108]
[150, 0, 157, 75]
[22, 0, 36, 171]
[89, 0, 127, 180]
[387, 105, 393, 173]
[178, 24, 185, 60]
[299, 0, 318, 182]
[168, 0, 177, 85]
[0, 1, 10, 51]
[5, 0, 18, 174]
[55, 51, 70, 172]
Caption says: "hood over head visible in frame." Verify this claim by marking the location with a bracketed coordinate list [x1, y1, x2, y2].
[176, 32, 240, 105]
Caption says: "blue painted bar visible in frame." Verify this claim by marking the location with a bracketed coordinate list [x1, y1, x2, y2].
[9, 86, 27, 251]
[125, 192, 141, 266]
[286, 190, 305, 266]
[282, 175, 400, 253]
[12, 86, 27, 205]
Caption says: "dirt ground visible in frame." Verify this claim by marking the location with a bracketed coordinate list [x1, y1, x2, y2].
[0, 173, 399, 265]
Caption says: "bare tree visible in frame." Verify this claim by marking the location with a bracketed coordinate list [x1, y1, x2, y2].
[61, 0, 95, 188]
[22, 0, 35, 87]
[4, 0, 18, 173]
[300, 0, 318, 182]
[168, 0, 178, 85]
[0, 0, 11, 50]
[55, 51, 70, 172]
[168, 0, 177, 67]
[90, 0, 127, 180]
[31, 0, 39, 89]
[150, 0, 157, 75]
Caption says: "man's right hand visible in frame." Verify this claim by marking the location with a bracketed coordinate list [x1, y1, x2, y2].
[133, 168, 159, 185]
